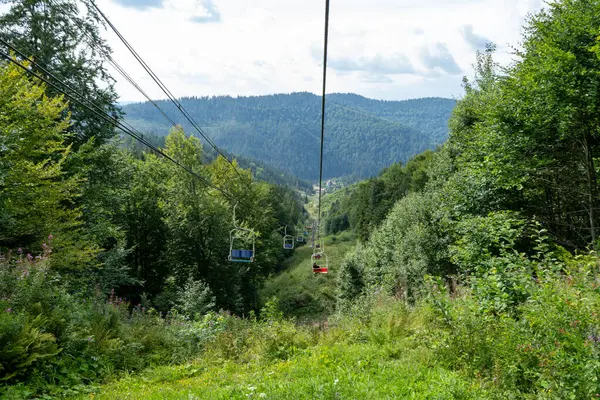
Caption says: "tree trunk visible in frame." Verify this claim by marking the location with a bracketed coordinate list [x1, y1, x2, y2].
[584, 134, 597, 248]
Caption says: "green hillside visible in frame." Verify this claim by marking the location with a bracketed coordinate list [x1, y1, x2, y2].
[122, 93, 456, 180]
[6, 0, 600, 399]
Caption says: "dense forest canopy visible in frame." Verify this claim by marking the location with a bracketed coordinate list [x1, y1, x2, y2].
[122, 93, 456, 180]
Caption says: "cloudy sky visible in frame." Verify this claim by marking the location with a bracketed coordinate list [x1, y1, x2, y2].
[94, 0, 544, 103]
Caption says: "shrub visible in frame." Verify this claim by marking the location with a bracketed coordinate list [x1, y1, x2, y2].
[429, 252, 600, 398]
[174, 276, 216, 320]
[0, 312, 60, 381]
[0, 243, 220, 397]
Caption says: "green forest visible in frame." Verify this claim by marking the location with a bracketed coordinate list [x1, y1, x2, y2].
[122, 93, 455, 180]
[4, 0, 600, 398]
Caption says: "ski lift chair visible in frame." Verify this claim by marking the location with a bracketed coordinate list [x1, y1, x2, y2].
[283, 226, 294, 250]
[311, 240, 328, 274]
[229, 204, 256, 262]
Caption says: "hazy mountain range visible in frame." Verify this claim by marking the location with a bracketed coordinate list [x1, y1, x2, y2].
[121, 92, 456, 180]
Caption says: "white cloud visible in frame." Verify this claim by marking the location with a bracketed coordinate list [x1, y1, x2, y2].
[96, 0, 545, 102]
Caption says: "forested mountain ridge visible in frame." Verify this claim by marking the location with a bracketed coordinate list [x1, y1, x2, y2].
[122, 93, 456, 180]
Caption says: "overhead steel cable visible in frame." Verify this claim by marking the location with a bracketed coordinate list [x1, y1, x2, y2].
[78, 28, 197, 150]
[31, 0, 213, 165]
[0, 44, 240, 203]
[87, 0, 248, 184]
[84, 34, 214, 164]
[317, 0, 330, 240]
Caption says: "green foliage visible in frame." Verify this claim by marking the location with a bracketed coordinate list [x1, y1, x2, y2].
[0, 0, 121, 145]
[0, 313, 60, 382]
[337, 189, 452, 301]
[174, 277, 215, 320]
[12, 0, 600, 397]
[0, 58, 306, 397]
[336, 249, 366, 310]
[450, 211, 528, 274]
[259, 236, 356, 322]
[336, 0, 600, 307]
[0, 247, 240, 397]
[0, 61, 96, 267]
[428, 251, 600, 399]
[84, 293, 490, 400]
[123, 93, 455, 180]
[324, 150, 435, 240]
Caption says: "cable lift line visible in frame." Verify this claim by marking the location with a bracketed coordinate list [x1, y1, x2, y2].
[309, 0, 331, 274]
[229, 203, 256, 263]
[35, 0, 195, 159]
[316, 0, 330, 240]
[87, 0, 248, 184]
[0, 43, 262, 261]
[0, 43, 239, 205]
[80, 26, 216, 164]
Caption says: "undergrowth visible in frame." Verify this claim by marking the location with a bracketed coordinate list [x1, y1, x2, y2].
[84, 247, 600, 399]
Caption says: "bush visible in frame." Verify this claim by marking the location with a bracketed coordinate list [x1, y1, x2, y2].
[174, 276, 216, 320]
[0, 312, 60, 381]
[337, 191, 451, 302]
[428, 252, 600, 399]
[0, 244, 221, 397]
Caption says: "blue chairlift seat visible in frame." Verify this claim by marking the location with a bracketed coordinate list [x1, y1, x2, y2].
[229, 228, 255, 263]
[230, 249, 254, 262]
[283, 234, 294, 250]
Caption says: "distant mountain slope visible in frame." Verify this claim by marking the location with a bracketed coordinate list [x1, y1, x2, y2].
[327, 94, 455, 145]
[122, 93, 456, 180]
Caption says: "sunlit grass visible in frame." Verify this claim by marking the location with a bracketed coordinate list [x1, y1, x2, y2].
[80, 312, 489, 400]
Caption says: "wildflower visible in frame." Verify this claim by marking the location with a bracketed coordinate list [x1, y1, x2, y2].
[588, 334, 600, 344]
[334, 379, 339, 385]
[5, 308, 11, 313]
[17, 248, 22, 253]
[27, 253, 33, 261]
[48, 234, 54, 240]
[42, 243, 47, 249]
